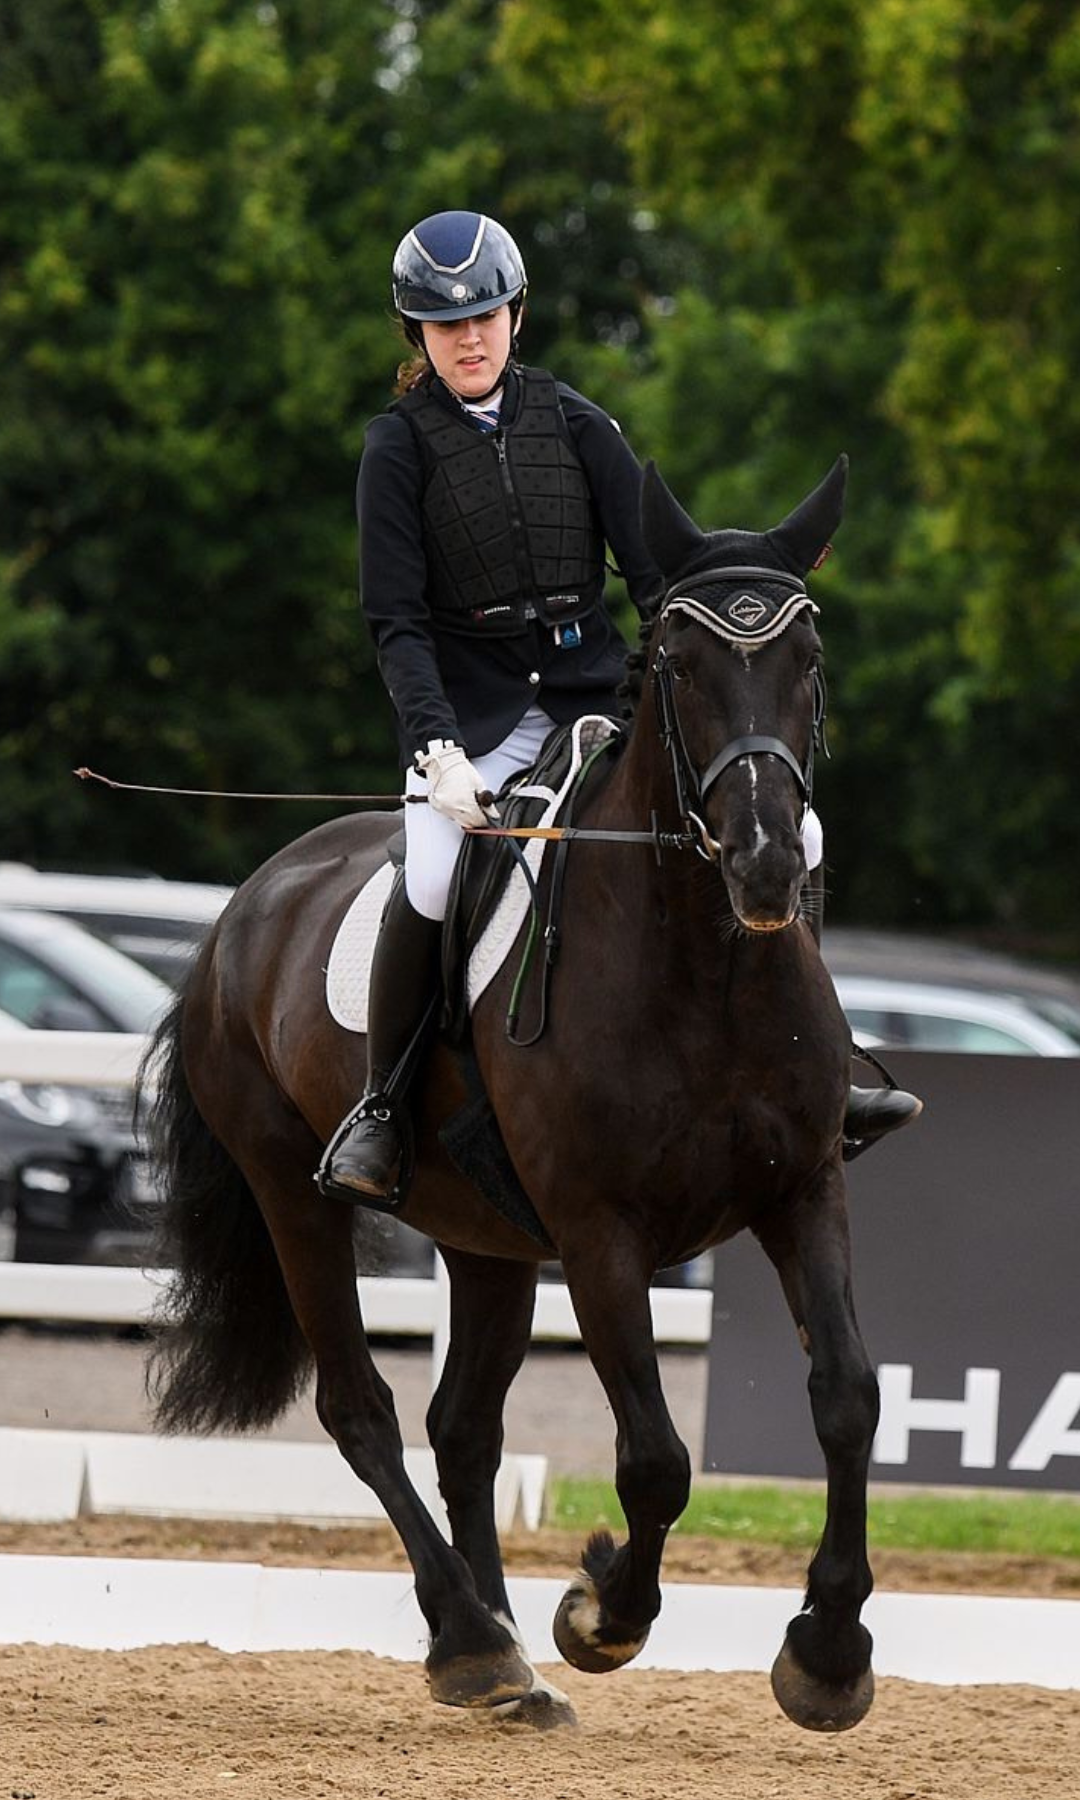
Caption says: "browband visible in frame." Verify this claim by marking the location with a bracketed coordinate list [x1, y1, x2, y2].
[661, 565, 819, 648]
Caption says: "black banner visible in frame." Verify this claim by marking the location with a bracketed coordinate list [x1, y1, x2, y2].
[703, 1052, 1080, 1490]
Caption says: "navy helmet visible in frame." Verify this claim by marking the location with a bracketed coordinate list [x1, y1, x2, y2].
[392, 211, 527, 329]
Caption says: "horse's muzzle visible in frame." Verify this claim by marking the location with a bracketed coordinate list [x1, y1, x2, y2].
[736, 910, 800, 933]
[722, 840, 806, 933]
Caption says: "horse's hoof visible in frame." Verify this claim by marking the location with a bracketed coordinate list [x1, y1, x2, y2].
[493, 1686, 579, 1731]
[770, 1641, 875, 1732]
[426, 1644, 534, 1709]
[552, 1574, 650, 1675]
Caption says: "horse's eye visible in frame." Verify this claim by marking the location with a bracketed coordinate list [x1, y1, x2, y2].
[668, 657, 690, 683]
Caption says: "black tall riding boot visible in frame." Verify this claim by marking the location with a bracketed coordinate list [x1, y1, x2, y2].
[320, 876, 443, 1205]
[843, 1085, 923, 1158]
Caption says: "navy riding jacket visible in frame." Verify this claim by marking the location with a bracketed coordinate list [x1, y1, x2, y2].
[356, 365, 662, 763]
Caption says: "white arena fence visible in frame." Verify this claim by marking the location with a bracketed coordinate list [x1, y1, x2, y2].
[0, 1030, 711, 1349]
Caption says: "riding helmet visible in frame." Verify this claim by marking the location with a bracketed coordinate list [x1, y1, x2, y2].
[392, 211, 528, 337]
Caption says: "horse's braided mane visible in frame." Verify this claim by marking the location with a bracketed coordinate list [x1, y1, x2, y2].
[616, 597, 661, 719]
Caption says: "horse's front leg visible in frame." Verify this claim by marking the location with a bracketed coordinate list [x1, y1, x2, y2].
[426, 1246, 576, 1729]
[551, 1232, 691, 1675]
[758, 1165, 879, 1732]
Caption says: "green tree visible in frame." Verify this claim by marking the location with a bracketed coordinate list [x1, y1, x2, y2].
[0, 0, 683, 882]
[0, 0, 404, 879]
[5, 0, 1080, 950]
[495, 0, 1080, 948]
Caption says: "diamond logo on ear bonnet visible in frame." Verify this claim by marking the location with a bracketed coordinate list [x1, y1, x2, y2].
[727, 595, 769, 629]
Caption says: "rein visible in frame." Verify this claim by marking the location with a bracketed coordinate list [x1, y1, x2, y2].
[76, 565, 827, 856]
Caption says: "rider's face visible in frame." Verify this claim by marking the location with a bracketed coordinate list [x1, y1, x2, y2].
[421, 305, 512, 398]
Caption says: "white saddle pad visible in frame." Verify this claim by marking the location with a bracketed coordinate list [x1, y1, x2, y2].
[324, 715, 620, 1034]
[325, 861, 395, 1033]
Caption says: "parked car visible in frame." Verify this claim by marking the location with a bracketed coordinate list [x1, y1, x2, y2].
[0, 910, 174, 1264]
[823, 928, 1080, 1057]
[0, 865, 232, 986]
[0, 906, 173, 1032]
[0, 1005, 157, 1265]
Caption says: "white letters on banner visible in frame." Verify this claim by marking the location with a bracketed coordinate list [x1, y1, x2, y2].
[874, 1365, 1080, 1475]
[874, 1365, 1001, 1468]
[1009, 1374, 1080, 1472]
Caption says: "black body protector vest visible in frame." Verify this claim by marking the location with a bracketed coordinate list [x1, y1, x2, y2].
[395, 368, 606, 638]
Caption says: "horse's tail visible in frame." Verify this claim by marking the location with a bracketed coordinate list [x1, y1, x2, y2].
[141, 990, 313, 1434]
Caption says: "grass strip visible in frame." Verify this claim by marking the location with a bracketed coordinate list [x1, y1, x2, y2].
[551, 1477, 1080, 1559]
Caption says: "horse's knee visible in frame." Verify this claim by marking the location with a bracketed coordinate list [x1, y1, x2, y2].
[808, 1360, 879, 1460]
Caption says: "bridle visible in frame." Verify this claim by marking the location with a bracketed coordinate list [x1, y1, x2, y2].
[652, 565, 829, 861]
[497, 562, 829, 1040]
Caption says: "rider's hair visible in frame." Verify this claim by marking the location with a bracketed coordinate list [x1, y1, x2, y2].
[394, 353, 431, 396]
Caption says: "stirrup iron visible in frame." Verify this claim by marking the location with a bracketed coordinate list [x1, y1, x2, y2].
[316, 1092, 415, 1214]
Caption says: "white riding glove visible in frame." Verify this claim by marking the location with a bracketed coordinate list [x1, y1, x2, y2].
[415, 739, 499, 830]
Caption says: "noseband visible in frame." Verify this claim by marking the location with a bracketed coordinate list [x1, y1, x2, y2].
[653, 566, 829, 859]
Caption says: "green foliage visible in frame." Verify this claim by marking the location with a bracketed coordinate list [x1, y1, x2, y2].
[495, 0, 1080, 949]
[0, 0, 401, 877]
[1, 0, 1078, 946]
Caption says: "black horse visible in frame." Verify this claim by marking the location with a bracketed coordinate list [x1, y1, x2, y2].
[147, 455, 878, 1731]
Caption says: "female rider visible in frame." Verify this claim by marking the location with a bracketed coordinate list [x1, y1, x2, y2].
[321, 210, 918, 1205]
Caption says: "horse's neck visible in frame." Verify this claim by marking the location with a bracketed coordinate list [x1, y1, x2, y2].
[586, 724, 683, 838]
[578, 733, 715, 942]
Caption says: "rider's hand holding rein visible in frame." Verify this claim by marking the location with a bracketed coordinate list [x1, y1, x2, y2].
[417, 739, 499, 830]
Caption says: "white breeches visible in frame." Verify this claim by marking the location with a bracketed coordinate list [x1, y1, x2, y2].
[404, 706, 559, 920]
[403, 703, 825, 922]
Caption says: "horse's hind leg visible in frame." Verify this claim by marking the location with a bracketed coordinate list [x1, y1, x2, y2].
[231, 1135, 534, 1710]
[426, 1246, 576, 1729]
[757, 1166, 879, 1732]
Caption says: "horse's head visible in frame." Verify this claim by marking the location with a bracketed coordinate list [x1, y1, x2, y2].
[641, 457, 846, 932]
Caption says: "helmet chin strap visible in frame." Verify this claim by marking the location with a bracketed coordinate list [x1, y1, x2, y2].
[466, 357, 514, 404]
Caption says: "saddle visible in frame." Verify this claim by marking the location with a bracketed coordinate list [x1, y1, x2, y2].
[441, 717, 626, 1042]
[433, 718, 624, 1252]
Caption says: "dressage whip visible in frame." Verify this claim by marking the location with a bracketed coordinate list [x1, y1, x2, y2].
[73, 767, 421, 804]
[72, 767, 691, 846]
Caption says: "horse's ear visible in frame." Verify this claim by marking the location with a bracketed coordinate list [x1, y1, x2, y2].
[641, 460, 707, 577]
[767, 455, 849, 576]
